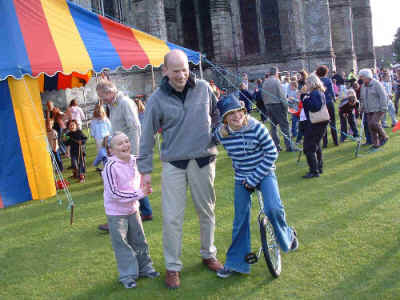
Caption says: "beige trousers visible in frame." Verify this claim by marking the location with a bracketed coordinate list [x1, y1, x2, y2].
[161, 160, 217, 272]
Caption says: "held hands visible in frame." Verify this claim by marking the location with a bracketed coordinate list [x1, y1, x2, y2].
[140, 174, 152, 196]
[242, 180, 255, 193]
[142, 184, 153, 196]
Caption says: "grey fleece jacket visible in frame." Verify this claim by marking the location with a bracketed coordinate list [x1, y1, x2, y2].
[359, 79, 388, 113]
[137, 76, 219, 174]
[261, 77, 286, 105]
[109, 92, 141, 155]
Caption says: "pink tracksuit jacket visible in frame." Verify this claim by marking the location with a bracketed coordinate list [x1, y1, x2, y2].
[102, 155, 144, 216]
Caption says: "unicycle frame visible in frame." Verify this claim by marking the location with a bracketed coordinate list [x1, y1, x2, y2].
[253, 189, 282, 278]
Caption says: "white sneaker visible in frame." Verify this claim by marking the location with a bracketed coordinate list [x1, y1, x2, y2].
[217, 267, 234, 278]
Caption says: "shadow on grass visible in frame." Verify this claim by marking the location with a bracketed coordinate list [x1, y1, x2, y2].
[299, 184, 400, 245]
[323, 238, 400, 299]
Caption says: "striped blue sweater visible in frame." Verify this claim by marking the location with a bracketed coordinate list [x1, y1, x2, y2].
[214, 116, 278, 187]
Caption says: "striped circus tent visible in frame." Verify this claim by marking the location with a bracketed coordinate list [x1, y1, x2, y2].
[0, 0, 200, 208]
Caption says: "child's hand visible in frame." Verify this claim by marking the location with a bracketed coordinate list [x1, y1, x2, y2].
[242, 180, 255, 193]
[142, 185, 153, 196]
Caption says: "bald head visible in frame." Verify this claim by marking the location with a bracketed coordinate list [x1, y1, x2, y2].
[164, 49, 188, 68]
[163, 50, 189, 92]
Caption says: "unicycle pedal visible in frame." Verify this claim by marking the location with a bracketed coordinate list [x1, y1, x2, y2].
[245, 252, 258, 264]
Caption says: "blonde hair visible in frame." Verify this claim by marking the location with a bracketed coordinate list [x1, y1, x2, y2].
[347, 89, 356, 98]
[135, 98, 145, 113]
[96, 79, 117, 94]
[306, 74, 326, 92]
[93, 104, 106, 119]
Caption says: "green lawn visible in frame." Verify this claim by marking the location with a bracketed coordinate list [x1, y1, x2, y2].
[1, 125, 400, 300]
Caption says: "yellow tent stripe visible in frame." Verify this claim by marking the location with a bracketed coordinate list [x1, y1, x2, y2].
[8, 76, 56, 200]
[132, 29, 170, 67]
[40, 0, 93, 74]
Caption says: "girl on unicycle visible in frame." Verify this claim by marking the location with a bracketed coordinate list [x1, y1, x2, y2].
[213, 95, 298, 278]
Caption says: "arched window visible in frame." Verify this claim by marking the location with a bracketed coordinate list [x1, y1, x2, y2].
[180, 0, 214, 58]
[239, 0, 260, 55]
[261, 0, 282, 57]
[181, 0, 199, 51]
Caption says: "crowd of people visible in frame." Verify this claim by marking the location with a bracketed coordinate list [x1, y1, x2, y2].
[44, 48, 400, 290]
[230, 65, 399, 177]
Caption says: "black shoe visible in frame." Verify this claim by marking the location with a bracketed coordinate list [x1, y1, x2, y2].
[98, 223, 109, 232]
[141, 215, 153, 222]
[96, 167, 103, 172]
[302, 172, 320, 179]
[369, 145, 380, 151]
[380, 138, 389, 146]
[140, 271, 160, 279]
[318, 168, 323, 174]
[290, 229, 299, 251]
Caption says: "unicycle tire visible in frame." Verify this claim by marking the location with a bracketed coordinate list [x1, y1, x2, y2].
[259, 215, 281, 278]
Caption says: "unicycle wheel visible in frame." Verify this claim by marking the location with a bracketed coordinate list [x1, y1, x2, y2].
[259, 215, 281, 278]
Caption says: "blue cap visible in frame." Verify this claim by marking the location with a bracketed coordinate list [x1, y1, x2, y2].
[217, 94, 244, 119]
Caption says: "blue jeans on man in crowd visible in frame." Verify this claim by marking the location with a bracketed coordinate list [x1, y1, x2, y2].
[139, 196, 152, 217]
[363, 113, 372, 145]
[224, 172, 295, 274]
[291, 114, 299, 138]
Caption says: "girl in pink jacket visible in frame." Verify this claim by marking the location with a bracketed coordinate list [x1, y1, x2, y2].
[102, 132, 159, 288]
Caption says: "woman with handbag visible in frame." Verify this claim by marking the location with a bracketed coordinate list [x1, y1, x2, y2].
[302, 74, 330, 178]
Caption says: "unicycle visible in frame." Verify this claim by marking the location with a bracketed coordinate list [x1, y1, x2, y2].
[245, 189, 282, 278]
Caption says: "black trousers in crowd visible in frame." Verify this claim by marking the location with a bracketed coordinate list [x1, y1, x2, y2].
[303, 122, 328, 174]
[322, 101, 338, 147]
[339, 111, 359, 142]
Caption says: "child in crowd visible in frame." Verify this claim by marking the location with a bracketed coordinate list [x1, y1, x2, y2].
[103, 132, 159, 289]
[64, 120, 87, 183]
[46, 118, 63, 172]
[90, 103, 112, 157]
[213, 95, 298, 278]
[93, 135, 111, 172]
[296, 85, 308, 144]
[338, 89, 359, 142]
[287, 81, 300, 139]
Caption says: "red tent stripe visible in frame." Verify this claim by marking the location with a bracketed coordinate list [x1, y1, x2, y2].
[13, 0, 62, 77]
[99, 16, 150, 69]
[0, 194, 3, 209]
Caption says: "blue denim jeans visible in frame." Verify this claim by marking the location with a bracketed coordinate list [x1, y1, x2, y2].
[139, 196, 152, 217]
[363, 113, 372, 144]
[291, 114, 299, 137]
[224, 172, 295, 274]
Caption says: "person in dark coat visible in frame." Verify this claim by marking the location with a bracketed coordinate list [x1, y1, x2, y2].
[316, 65, 338, 147]
[301, 74, 329, 178]
[239, 82, 253, 113]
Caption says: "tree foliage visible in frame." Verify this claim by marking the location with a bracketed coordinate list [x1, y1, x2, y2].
[393, 27, 400, 63]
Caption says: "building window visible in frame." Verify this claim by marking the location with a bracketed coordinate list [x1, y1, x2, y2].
[180, 0, 214, 58]
[91, 0, 124, 23]
[181, 0, 199, 51]
[239, 0, 260, 55]
[261, 0, 282, 57]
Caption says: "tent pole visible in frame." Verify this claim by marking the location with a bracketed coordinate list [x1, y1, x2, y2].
[151, 65, 156, 91]
[199, 54, 203, 79]
[82, 88, 90, 139]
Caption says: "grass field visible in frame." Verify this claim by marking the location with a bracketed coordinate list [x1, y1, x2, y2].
[1, 123, 400, 300]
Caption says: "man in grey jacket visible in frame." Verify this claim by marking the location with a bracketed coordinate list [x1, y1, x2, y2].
[261, 67, 293, 151]
[138, 49, 222, 289]
[359, 68, 389, 149]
